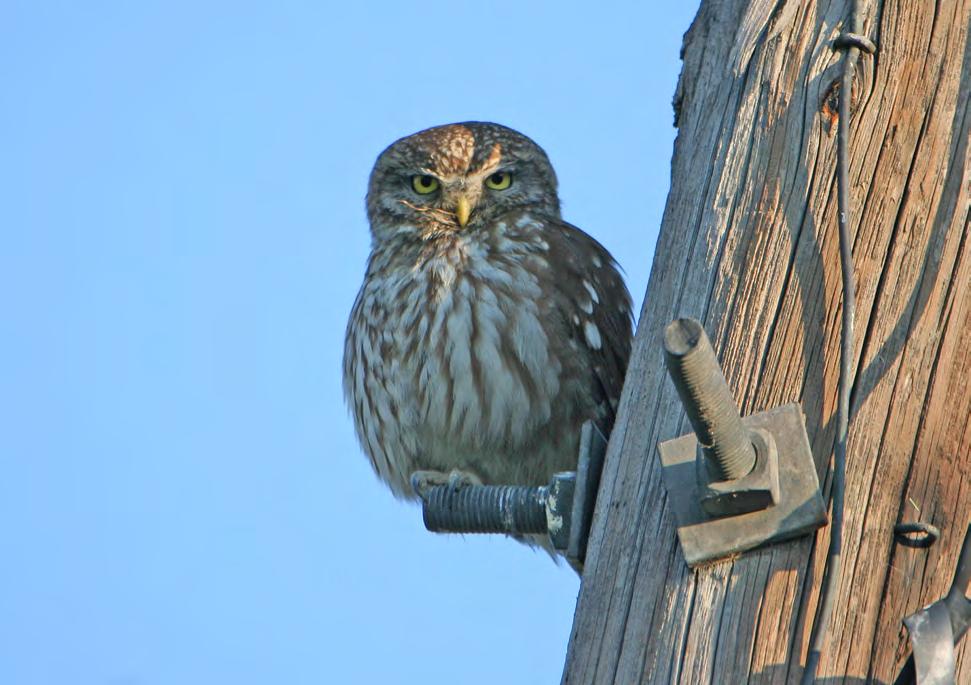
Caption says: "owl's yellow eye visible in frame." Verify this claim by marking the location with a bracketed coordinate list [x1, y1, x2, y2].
[485, 171, 513, 190]
[411, 175, 440, 194]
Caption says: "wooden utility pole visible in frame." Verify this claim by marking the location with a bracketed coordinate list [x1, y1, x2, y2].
[563, 1, 970, 683]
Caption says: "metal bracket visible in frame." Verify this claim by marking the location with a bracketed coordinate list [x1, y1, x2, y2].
[696, 426, 781, 518]
[566, 421, 608, 564]
[657, 318, 827, 567]
[894, 522, 971, 685]
[415, 420, 608, 570]
[659, 403, 828, 566]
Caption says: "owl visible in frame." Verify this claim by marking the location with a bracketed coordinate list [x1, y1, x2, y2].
[344, 122, 632, 517]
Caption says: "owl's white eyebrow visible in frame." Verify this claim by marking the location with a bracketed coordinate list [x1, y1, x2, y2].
[469, 157, 503, 178]
[407, 162, 506, 181]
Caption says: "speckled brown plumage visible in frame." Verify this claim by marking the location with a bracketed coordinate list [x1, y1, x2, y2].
[344, 122, 632, 522]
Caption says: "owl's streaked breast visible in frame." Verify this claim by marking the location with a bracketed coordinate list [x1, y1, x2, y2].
[344, 214, 573, 496]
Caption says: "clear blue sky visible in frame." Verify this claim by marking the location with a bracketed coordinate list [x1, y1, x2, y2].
[0, 3, 698, 683]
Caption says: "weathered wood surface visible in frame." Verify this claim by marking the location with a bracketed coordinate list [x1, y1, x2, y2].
[563, 1, 970, 683]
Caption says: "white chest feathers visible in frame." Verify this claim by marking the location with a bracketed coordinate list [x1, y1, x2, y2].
[381, 234, 562, 451]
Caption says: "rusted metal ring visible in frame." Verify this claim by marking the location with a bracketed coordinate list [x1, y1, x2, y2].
[894, 522, 940, 549]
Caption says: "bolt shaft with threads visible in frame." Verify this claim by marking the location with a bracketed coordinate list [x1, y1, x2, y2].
[420, 484, 549, 535]
[663, 318, 756, 481]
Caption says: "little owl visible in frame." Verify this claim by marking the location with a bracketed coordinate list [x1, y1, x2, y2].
[344, 122, 632, 528]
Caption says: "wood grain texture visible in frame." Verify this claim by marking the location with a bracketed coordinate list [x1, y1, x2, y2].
[562, 1, 970, 683]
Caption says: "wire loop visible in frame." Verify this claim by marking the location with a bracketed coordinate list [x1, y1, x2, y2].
[894, 522, 941, 549]
[835, 33, 877, 54]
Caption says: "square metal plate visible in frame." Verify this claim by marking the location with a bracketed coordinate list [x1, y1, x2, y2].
[657, 402, 827, 567]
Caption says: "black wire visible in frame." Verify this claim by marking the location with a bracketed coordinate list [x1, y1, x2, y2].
[801, 4, 864, 683]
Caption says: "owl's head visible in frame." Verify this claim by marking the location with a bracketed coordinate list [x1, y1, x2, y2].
[366, 122, 560, 242]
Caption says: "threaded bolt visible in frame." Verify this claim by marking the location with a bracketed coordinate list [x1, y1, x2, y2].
[421, 484, 549, 535]
[663, 318, 756, 481]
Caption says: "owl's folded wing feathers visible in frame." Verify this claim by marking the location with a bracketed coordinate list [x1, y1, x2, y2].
[545, 220, 634, 434]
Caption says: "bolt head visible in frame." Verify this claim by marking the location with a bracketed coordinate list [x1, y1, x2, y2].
[697, 428, 781, 517]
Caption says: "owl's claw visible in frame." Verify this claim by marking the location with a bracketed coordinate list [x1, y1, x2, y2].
[410, 469, 481, 500]
[446, 469, 480, 492]
[410, 470, 445, 500]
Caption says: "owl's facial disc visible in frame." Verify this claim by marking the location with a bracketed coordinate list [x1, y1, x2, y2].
[395, 137, 503, 229]
[401, 164, 500, 230]
[367, 122, 562, 241]
[438, 152, 505, 228]
[397, 173, 482, 229]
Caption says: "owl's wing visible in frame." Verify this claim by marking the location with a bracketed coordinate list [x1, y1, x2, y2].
[546, 220, 634, 434]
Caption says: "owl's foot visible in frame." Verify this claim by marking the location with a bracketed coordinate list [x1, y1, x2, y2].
[410, 469, 482, 500]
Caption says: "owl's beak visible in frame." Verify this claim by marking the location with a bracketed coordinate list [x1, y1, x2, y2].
[455, 195, 472, 227]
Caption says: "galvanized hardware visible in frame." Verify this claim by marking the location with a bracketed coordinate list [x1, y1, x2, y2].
[663, 318, 758, 483]
[566, 421, 608, 564]
[546, 471, 576, 554]
[833, 32, 877, 54]
[895, 521, 942, 549]
[695, 426, 780, 518]
[420, 483, 549, 535]
[414, 420, 608, 570]
[894, 523, 971, 685]
[663, 318, 781, 516]
[657, 318, 827, 567]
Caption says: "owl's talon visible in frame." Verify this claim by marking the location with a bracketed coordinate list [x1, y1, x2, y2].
[410, 470, 448, 499]
[410, 469, 481, 499]
[446, 469, 479, 493]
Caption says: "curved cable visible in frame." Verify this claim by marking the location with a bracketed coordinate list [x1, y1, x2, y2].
[801, 3, 869, 682]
